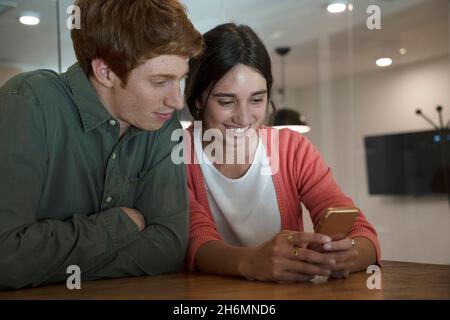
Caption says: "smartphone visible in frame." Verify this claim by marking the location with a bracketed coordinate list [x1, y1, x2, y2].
[314, 207, 360, 240]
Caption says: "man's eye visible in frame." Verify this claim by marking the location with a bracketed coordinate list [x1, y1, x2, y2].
[251, 98, 264, 103]
[154, 80, 168, 86]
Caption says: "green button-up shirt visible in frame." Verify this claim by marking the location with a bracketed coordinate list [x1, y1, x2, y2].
[0, 63, 188, 289]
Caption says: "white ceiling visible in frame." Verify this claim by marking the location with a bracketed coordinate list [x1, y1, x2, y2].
[0, 0, 448, 88]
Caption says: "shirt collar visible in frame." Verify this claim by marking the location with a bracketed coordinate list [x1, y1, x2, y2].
[63, 63, 112, 132]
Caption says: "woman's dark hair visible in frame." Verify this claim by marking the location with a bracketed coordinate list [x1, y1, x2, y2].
[185, 23, 274, 120]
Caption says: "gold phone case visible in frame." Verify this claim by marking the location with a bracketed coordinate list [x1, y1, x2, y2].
[315, 207, 360, 240]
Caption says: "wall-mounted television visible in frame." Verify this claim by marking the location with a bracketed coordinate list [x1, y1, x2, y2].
[364, 130, 450, 196]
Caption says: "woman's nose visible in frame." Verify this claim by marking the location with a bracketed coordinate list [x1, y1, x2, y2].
[233, 106, 252, 126]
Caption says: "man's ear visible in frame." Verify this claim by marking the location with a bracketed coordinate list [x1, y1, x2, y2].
[90, 59, 117, 88]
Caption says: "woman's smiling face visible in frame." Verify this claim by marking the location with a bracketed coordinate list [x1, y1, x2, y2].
[199, 63, 268, 140]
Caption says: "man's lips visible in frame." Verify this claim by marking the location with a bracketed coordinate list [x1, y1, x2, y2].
[154, 112, 173, 121]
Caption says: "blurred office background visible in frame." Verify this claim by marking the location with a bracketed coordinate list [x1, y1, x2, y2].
[0, 0, 449, 264]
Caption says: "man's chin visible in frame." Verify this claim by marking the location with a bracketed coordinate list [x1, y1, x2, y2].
[134, 122, 164, 132]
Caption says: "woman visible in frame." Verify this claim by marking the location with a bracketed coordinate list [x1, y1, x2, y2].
[184, 23, 380, 282]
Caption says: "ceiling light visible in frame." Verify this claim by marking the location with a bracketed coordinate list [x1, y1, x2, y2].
[327, 3, 347, 14]
[399, 48, 407, 55]
[273, 125, 311, 134]
[19, 15, 40, 26]
[347, 3, 353, 12]
[270, 31, 283, 39]
[376, 58, 393, 67]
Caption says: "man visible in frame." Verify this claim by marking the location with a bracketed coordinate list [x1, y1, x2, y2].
[0, 0, 202, 289]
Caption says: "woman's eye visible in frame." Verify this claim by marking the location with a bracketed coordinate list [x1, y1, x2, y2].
[250, 97, 265, 104]
[219, 100, 234, 106]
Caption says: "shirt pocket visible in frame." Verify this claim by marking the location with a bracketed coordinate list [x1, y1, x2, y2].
[120, 168, 156, 207]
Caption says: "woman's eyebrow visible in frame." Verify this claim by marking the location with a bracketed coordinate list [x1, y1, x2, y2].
[212, 90, 267, 98]
[212, 93, 236, 98]
[250, 90, 267, 96]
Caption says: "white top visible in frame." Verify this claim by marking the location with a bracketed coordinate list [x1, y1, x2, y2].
[194, 127, 281, 247]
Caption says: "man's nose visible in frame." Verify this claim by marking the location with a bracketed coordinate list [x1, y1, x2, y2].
[165, 83, 184, 110]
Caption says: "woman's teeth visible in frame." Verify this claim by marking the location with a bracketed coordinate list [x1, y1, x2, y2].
[225, 125, 250, 134]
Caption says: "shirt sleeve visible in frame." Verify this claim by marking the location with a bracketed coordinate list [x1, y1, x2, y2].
[293, 134, 381, 264]
[82, 116, 191, 279]
[0, 90, 140, 289]
[185, 163, 223, 271]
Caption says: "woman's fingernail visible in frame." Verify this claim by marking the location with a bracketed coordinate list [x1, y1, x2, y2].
[329, 259, 336, 265]
[324, 243, 332, 250]
[323, 236, 332, 242]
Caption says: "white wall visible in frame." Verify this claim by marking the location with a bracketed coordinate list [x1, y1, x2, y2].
[286, 56, 450, 265]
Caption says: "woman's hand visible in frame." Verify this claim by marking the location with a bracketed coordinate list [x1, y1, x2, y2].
[238, 230, 337, 283]
[320, 237, 359, 279]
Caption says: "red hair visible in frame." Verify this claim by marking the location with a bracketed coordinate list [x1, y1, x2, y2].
[71, 0, 203, 83]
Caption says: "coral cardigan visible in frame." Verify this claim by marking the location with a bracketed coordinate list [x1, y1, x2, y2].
[186, 126, 381, 269]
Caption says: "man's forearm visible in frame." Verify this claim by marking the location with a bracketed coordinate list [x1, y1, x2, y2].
[84, 212, 189, 278]
[0, 207, 139, 289]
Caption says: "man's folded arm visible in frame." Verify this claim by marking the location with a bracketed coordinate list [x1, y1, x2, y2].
[83, 118, 190, 279]
[83, 211, 189, 280]
[0, 208, 141, 289]
[0, 93, 140, 289]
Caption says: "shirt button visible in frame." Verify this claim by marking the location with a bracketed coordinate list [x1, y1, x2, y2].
[105, 196, 113, 203]
[108, 119, 117, 126]
[111, 152, 117, 160]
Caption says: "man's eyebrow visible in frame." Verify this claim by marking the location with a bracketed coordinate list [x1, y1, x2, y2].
[212, 90, 267, 98]
[149, 74, 177, 79]
[149, 70, 189, 79]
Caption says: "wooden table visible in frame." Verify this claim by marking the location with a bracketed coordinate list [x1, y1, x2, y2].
[0, 261, 449, 300]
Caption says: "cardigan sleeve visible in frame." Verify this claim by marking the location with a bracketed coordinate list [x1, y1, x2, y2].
[186, 163, 223, 270]
[292, 133, 381, 264]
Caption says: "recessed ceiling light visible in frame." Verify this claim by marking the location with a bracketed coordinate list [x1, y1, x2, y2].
[270, 31, 283, 39]
[327, 3, 347, 14]
[376, 58, 393, 67]
[399, 48, 407, 55]
[347, 3, 353, 11]
[19, 15, 40, 26]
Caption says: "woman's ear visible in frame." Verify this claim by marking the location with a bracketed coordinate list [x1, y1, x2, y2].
[193, 100, 202, 119]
